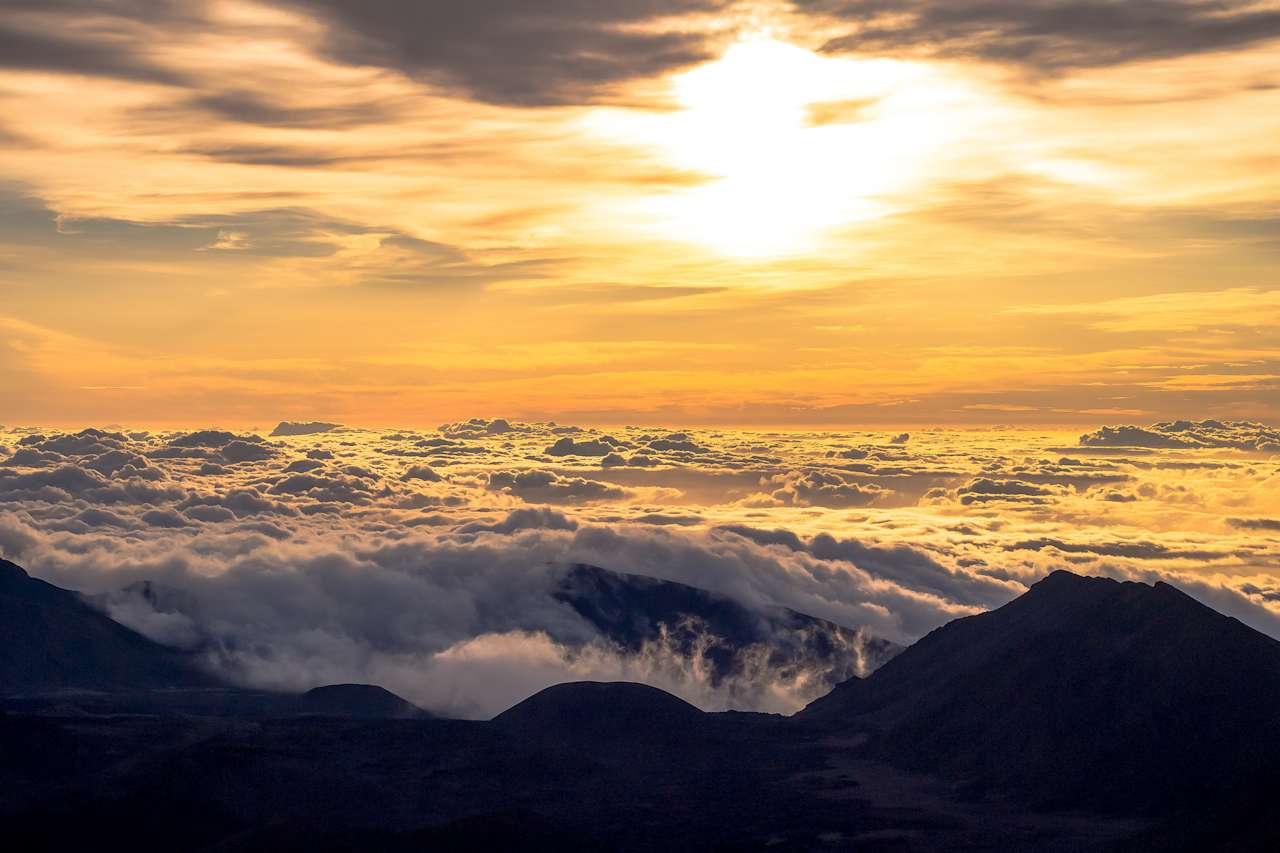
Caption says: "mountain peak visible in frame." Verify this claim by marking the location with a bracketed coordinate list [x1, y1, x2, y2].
[0, 559, 216, 692]
[297, 683, 426, 719]
[493, 681, 703, 740]
[799, 564, 1280, 811]
[0, 558, 30, 582]
[1028, 568, 1117, 593]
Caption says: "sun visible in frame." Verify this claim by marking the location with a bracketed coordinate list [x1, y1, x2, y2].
[596, 36, 976, 259]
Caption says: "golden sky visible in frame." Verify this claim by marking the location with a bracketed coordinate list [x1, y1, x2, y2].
[1, 0, 1278, 427]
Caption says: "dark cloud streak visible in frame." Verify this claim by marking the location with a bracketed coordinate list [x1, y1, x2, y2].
[279, 0, 733, 106]
[794, 0, 1280, 72]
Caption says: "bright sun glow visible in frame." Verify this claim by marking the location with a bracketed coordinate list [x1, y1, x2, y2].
[591, 37, 987, 259]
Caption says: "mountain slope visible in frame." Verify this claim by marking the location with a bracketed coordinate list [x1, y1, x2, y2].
[555, 563, 899, 696]
[800, 570, 1280, 811]
[0, 559, 215, 693]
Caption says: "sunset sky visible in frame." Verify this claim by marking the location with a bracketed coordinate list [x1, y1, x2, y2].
[2, 0, 1278, 427]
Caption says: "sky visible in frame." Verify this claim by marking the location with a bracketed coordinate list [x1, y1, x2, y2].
[1, 0, 1279, 427]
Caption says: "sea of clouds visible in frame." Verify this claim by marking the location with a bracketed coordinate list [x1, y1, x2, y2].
[2, 417, 1278, 717]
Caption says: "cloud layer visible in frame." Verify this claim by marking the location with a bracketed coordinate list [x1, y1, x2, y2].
[2, 418, 1278, 717]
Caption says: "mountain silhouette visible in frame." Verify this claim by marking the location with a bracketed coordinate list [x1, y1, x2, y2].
[6, 561, 1280, 851]
[800, 569, 1280, 812]
[494, 680, 704, 742]
[295, 684, 428, 719]
[0, 559, 214, 692]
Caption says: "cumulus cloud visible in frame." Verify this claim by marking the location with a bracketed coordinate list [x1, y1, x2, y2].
[169, 430, 261, 449]
[220, 440, 276, 464]
[457, 507, 580, 536]
[1079, 420, 1280, 452]
[271, 421, 341, 437]
[546, 436, 626, 457]
[283, 459, 326, 474]
[960, 477, 1055, 498]
[441, 417, 522, 437]
[487, 469, 630, 503]
[403, 464, 444, 482]
[602, 452, 662, 468]
[268, 471, 381, 504]
[643, 434, 709, 454]
[748, 470, 890, 508]
[0, 464, 184, 505]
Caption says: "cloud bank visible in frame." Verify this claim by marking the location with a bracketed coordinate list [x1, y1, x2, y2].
[2, 418, 1279, 717]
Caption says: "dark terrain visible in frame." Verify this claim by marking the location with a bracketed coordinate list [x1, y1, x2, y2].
[2, 557, 1278, 851]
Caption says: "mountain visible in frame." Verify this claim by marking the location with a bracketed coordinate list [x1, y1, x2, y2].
[800, 570, 1280, 812]
[295, 684, 428, 719]
[7, 561, 1280, 851]
[493, 681, 703, 741]
[0, 559, 215, 693]
[555, 563, 899, 698]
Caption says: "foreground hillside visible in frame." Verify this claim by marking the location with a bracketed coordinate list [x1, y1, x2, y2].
[3, 560, 1279, 851]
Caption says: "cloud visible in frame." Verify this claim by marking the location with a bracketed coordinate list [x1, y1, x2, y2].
[1009, 288, 1280, 333]
[602, 452, 663, 468]
[268, 472, 381, 504]
[748, 470, 891, 508]
[403, 464, 444, 482]
[441, 418, 521, 437]
[220, 440, 277, 464]
[2, 186, 546, 291]
[959, 478, 1055, 497]
[643, 434, 709, 454]
[179, 488, 299, 519]
[1006, 537, 1233, 562]
[175, 90, 394, 129]
[795, 0, 1280, 72]
[0, 464, 184, 506]
[0, 1, 194, 85]
[279, 0, 733, 106]
[1230, 518, 1280, 532]
[487, 469, 631, 503]
[719, 525, 1018, 609]
[1079, 420, 1280, 452]
[546, 436, 627, 457]
[0, 511, 933, 717]
[271, 421, 342, 437]
[6, 422, 1280, 721]
[457, 507, 580, 535]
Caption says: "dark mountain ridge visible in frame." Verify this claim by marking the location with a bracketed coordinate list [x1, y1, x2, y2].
[800, 570, 1280, 811]
[0, 558, 215, 692]
[297, 683, 428, 719]
[0, 560, 426, 719]
[494, 680, 705, 745]
[5, 560, 1280, 851]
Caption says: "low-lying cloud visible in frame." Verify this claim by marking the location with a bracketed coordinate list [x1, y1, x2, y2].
[3, 418, 1279, 716]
